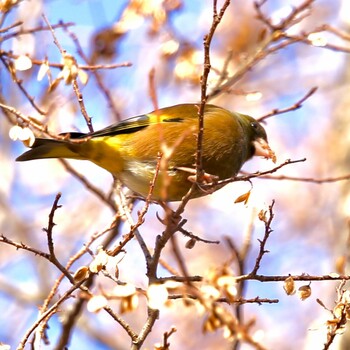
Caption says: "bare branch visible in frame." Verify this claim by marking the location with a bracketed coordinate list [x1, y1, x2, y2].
[0, 56, 47, 115]
[17, 280, 85, 350]
[63, 26, 125, 121]
[1, 21, 75, 41]
[201, 158, 307, 191]
[197, 0, 231, 181]
[250, 201, 275, 276]
[258, 87, 318, 122]
[259, 173, 350, 184]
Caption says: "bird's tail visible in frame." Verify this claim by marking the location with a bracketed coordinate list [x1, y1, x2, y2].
[16, 138, 83, 161]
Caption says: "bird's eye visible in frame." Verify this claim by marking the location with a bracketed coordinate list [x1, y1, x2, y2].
[250, 121, 259, 129]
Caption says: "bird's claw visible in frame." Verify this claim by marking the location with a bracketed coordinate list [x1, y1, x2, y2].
[175, 166, 219, 185]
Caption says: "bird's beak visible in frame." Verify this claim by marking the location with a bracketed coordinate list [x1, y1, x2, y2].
[253, 138, 276, 163]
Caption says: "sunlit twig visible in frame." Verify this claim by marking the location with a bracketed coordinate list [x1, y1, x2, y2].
[258, 87, 318, 122]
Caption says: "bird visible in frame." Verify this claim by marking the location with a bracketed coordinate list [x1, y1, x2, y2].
[16, 103, 275, 201]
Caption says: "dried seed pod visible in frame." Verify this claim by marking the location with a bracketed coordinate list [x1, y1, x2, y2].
[298, 285, 311, 301]
[234, 190, 251, 205]
[185, 238, 196, 249]
[73, 266, 89, 283]
[283, 276, 296, 296]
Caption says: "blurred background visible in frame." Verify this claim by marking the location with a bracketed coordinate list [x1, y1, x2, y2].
[1, 0, 350, 349]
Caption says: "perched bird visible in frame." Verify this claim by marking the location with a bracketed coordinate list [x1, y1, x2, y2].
[16, 103, 275, 201]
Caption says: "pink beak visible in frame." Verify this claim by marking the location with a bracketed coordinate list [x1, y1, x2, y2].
[253, 138, 276, 163]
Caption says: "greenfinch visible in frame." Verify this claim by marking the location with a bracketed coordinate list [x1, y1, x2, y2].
[16, 103, 275, 201]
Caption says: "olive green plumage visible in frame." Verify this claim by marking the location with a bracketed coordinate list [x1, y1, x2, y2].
[16, 104, 274, 201]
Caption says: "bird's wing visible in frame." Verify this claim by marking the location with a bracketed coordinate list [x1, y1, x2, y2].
[85, 104, 203, 138]
[65, 104, 221, 139]
[58, 116, 152, 139]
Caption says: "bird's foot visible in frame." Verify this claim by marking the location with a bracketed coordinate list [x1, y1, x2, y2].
[175, 166, 219, 185]
[175, 166, 219, 195]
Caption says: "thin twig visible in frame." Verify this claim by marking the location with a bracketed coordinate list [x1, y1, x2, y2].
[235, 274, 350, 283]
[131, 309, 159, 350]
[0, 20, 22, 33]
[1, 21, 75, 41]
[196, 0, 231, 181]
[170, 234, 191, 283]
[258, 173, 350, 184]
[258, 87, 318, 122]
[42, 14, 94, 132]
[148, 67, 159, 111]
[323, 281, 348, 350]
[155, 272, 350, 284]
[1, 51, 132, 70]
[42, 14, 65, 55]
[16, 280, 85, 350]
[104, 306, 138, 341]
[250, 200, 275, 276]
[201, 158, 307, 191]
[0, 235, 51, 260]
[60, 160, 118, 211]
[0, 56, 47, 115]
[44, 193, 62, 257]
[72, 78, 94, 132]
[53, 219, 124, 350]
[168, 294, 279, 304]
[63, 26, 124, 121]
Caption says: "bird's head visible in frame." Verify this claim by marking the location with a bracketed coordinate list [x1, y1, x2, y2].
[240, 114, 276, 163]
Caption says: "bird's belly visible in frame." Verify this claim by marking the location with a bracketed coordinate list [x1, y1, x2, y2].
[118, 160, 192, 201]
